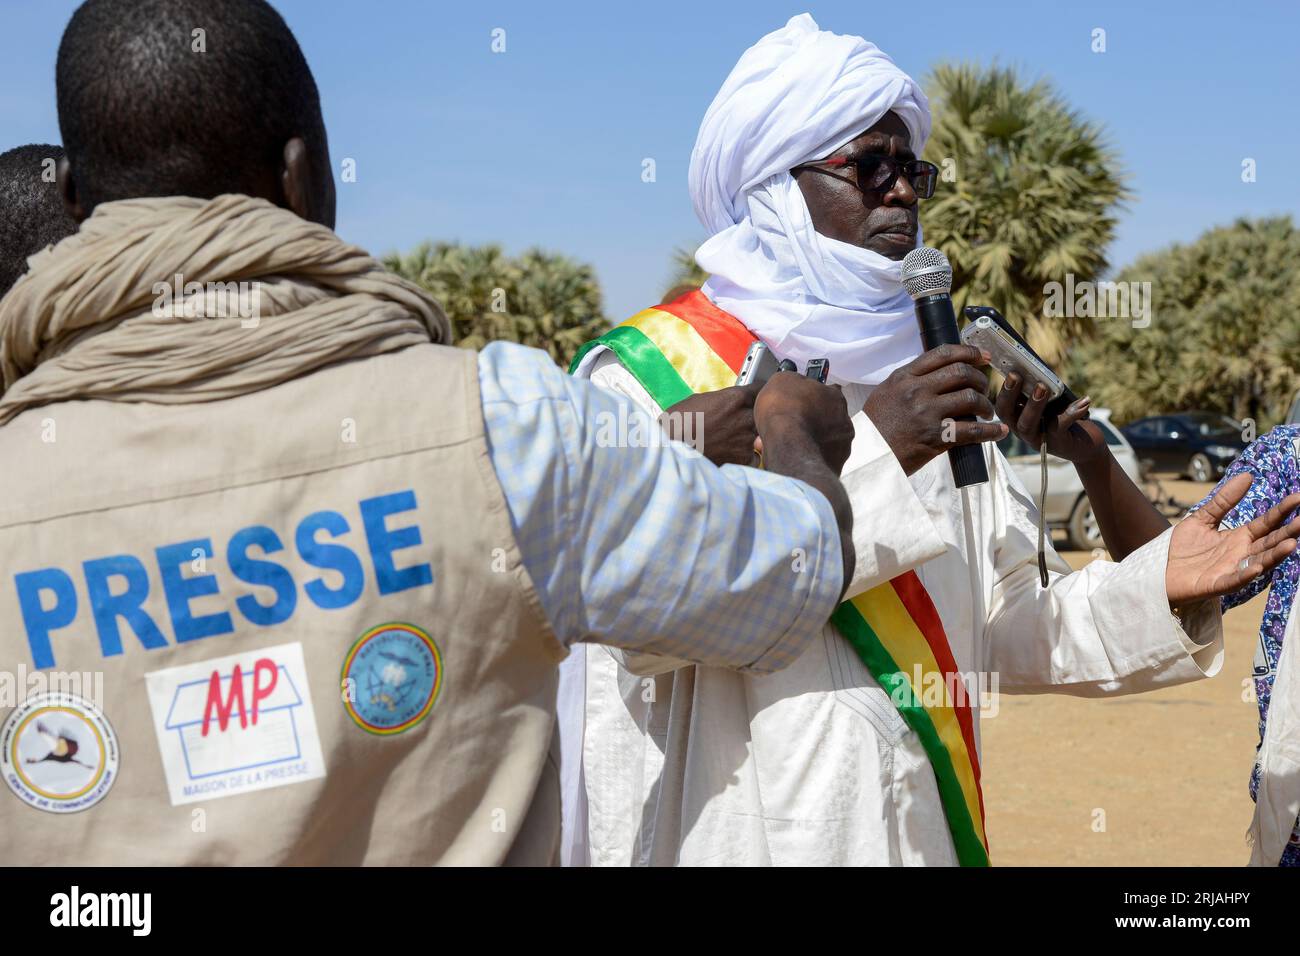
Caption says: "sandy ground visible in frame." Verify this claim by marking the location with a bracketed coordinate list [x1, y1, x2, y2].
[981, 478, 1267, 866]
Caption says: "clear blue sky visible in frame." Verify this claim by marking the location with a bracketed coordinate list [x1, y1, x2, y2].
[3, 0, 1297, 320]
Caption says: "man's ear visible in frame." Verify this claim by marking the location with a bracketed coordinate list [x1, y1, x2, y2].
[56, 156, 88, 223]
[281, 136, 334, 228]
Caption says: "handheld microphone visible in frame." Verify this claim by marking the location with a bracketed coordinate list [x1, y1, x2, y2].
[900, 246, 989, 488]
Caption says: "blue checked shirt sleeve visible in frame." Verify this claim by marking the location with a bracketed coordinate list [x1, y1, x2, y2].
[476, 342, 843, 673]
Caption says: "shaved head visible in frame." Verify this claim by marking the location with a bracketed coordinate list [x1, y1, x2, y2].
[0, 144, 77, 299]
[56, 0, 334, 225]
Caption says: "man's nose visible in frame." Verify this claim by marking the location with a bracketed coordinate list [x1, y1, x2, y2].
[882, 173, 918, 207]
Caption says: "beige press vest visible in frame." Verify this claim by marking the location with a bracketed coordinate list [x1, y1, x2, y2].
[0, 344, 564, 864]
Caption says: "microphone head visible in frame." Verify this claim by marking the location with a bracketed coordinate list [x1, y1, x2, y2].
[900, 246, 953, 299]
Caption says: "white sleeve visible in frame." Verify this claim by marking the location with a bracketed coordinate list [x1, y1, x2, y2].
[588, 349, 662, 410]
[1249, 592, 1300, 864]
[838, 411, 948, 599]
[982, 446, 1223, 695]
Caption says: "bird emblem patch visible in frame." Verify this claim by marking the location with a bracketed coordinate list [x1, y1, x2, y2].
[1, 692, 119, 813]
[341, 623, 442, 735]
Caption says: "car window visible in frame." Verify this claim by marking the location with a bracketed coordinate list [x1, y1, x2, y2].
[1127, 420, 1154, 437]
[1096, 419, 1124, 446]
[1178, 412, 1239, 437]
[1204, 416, 1239, 437]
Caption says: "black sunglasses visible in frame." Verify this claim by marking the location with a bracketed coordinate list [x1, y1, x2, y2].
[791, 154, 939, 199]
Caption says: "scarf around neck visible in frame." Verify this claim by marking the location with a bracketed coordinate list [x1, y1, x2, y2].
[0, 193, 450, 425]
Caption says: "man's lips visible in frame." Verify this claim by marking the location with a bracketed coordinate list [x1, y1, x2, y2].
[873, 222, 917, 240]
[873, 228, 917, 244]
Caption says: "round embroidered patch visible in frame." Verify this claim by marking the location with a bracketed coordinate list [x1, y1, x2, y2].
[341, 623, 442, 735]
[1, 693, 119, 813]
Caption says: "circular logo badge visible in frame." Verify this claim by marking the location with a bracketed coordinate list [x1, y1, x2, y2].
[341, 623, 442, 735]
[1, 693, 119, 813]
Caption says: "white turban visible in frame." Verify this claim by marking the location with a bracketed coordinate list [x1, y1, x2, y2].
[689, 14, 933, 385]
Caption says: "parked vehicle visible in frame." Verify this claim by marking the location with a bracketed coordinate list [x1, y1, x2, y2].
[1119, 412, 1247, 481]
[998, 409, 1141, 551]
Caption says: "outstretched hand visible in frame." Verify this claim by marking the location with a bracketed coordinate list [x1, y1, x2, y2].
[1166, 473, 1300, 606]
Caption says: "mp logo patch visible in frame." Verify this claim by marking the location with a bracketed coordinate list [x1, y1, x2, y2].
[144, 642, 325, 805]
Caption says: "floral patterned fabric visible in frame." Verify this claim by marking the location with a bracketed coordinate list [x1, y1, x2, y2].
[1192, 425, 1300, 864]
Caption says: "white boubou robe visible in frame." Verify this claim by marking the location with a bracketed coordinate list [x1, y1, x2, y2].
[560, 349, 1225, 867]
[1250, 590, 1300, 866]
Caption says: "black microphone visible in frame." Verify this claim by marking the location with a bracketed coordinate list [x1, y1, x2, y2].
[900, 246, 989, 488]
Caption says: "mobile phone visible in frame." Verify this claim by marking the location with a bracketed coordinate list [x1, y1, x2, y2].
[805, 358, 830, 383]
[960, 305, 1077, 423]
[736, 341, 782, 387]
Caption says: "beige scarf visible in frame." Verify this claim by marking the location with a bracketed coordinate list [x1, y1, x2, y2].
[0, 194, 451, 425]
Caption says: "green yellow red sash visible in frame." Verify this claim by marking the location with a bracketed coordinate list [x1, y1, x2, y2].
[570, 289, 990, 866]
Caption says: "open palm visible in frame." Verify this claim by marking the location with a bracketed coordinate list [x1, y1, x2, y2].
[1167, 473, 1300, 606]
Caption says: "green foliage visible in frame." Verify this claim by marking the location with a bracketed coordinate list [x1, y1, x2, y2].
[920, 63, 1129, 362]
[1068, 216, 1300, 428]
[666, 245, 709, 297]
[383, 241, 609, 366]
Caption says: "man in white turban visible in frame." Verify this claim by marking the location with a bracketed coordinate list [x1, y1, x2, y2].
[558, 13, 1297, 866]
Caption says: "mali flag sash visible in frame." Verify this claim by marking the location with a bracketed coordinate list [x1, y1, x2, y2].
[569, 289, 990, 867]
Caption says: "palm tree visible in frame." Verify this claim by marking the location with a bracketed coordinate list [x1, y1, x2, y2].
[383, 242, 608, 366]
[1068, 216, 1300, 427]
[921, 63, 1129, 363]
[666, 245, 709, 298]
[511, 248, 608, 364]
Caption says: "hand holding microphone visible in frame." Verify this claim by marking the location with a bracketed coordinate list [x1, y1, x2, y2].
[862, 246, 1005, 480]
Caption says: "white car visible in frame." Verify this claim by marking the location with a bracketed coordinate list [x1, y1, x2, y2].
[997, 409, 1142, 552]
